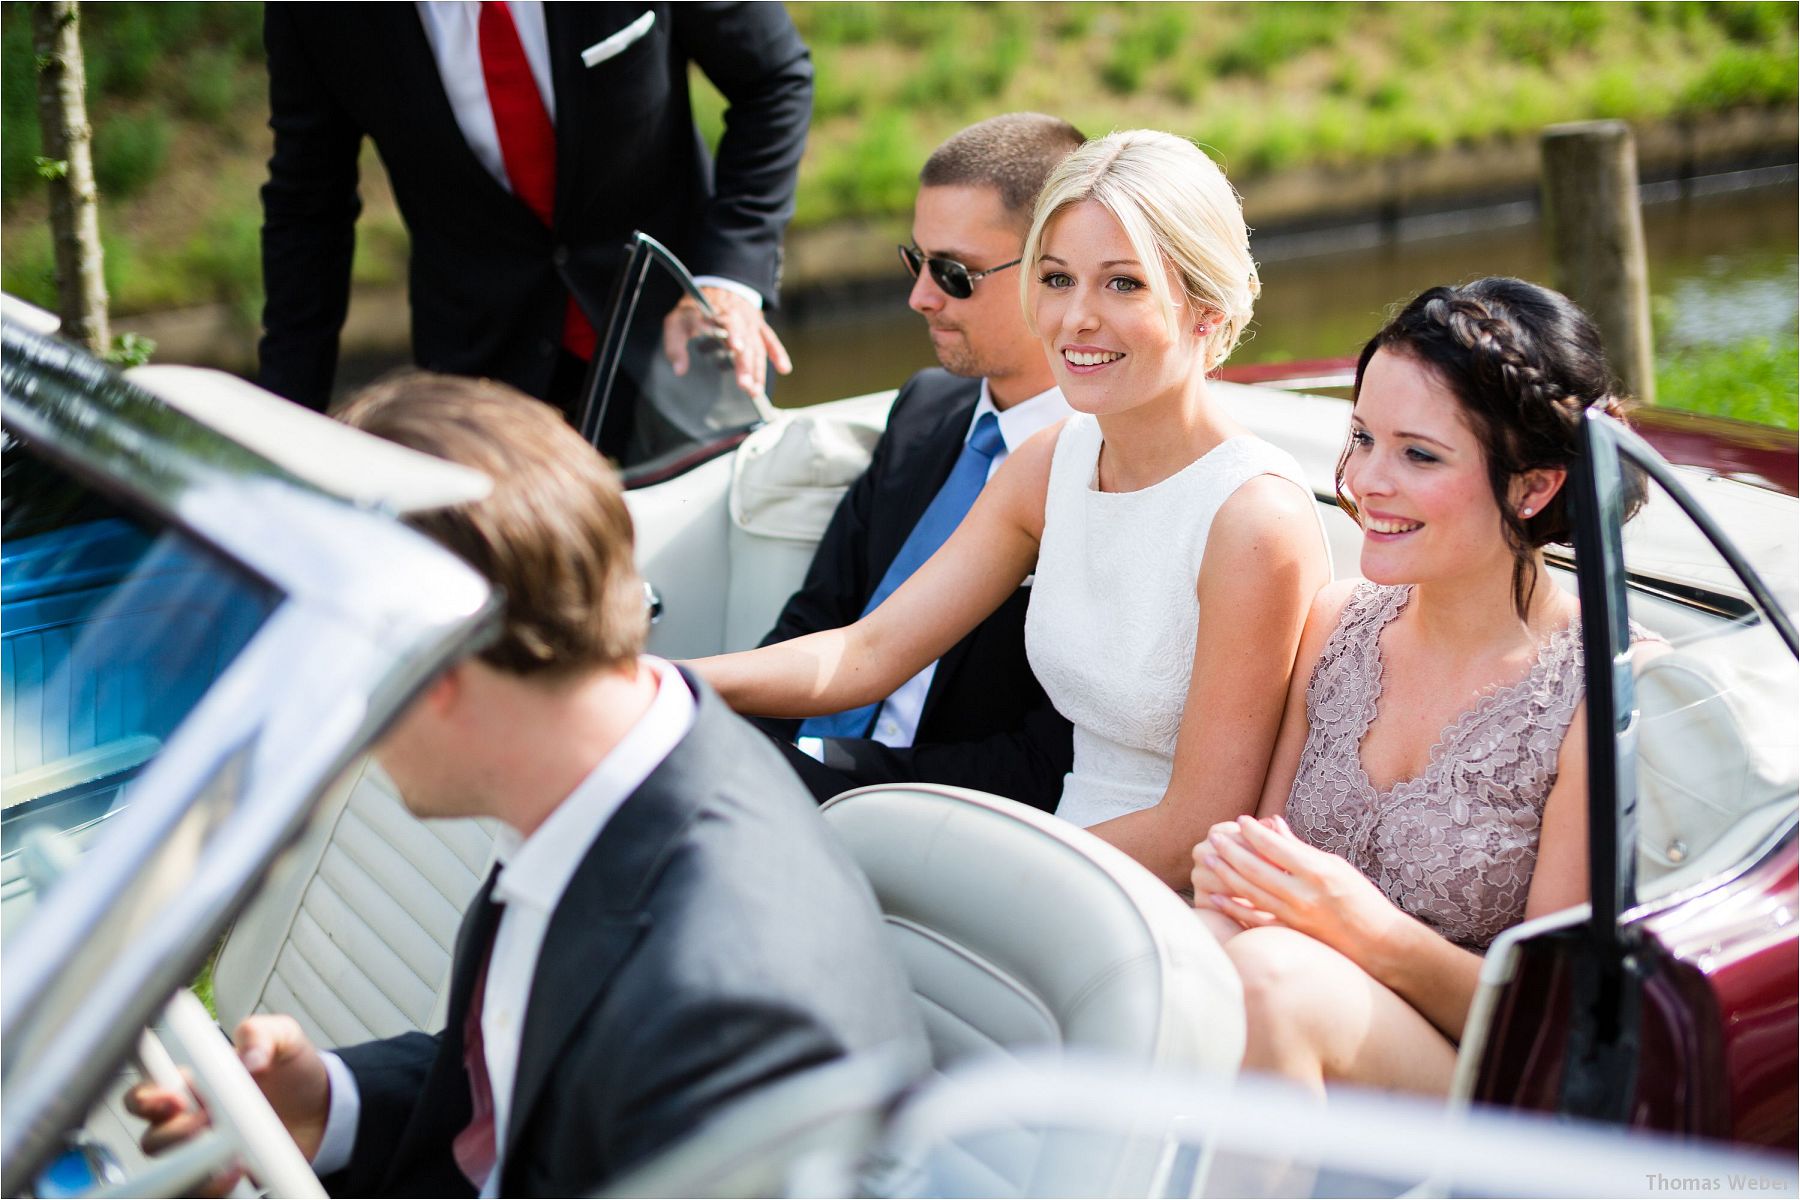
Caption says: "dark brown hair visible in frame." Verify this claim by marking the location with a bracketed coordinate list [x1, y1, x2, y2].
[920, 112, 1087, 225]
[1337, 277, 1639, 621]
[336, 372, 647, 677]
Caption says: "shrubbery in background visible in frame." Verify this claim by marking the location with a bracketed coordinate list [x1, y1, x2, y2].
[0, 0, 1794, 427]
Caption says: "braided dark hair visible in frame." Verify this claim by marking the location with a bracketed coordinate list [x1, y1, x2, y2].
[1335, 277, 1640, 621]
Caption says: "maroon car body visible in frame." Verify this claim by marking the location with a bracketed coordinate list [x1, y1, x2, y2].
[1219, 357, 1800, 496]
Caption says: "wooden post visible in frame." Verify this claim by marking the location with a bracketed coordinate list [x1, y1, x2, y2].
[1539, 120, 1655, 405]
[32, 0, 110, 355]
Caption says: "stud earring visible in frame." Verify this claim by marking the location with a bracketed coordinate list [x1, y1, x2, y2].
[1194, 322, 1210, 336]
[1520, 506, 1535, 518]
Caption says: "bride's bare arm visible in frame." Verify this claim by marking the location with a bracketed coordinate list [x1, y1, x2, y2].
[1088, 476, 1330, 889]
[689, 425, 1058, 718]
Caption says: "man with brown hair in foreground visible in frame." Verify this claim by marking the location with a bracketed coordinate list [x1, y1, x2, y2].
[128, 373, 926, 1197]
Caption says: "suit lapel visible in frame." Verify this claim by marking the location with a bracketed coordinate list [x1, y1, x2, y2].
[903, 377, 1004, 725]
[501, 682, 711, 1171]
[383, 7, 514, 204]
[875, 377, 984, 571]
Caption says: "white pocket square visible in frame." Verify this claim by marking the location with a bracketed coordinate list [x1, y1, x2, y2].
[581, 11, 655, 67]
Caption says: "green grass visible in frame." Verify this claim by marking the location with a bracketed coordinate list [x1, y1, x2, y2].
[2, 0, 1795, 433]
[1656, 337, 1800, 429]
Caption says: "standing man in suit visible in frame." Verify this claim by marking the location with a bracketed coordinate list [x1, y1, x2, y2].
[758, 113, 1085, 811]
[257, 4, 810, 449]
[128, 375, 925, 1197]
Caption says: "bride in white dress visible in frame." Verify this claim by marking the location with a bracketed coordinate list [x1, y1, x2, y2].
[692, 131, 1330, 889]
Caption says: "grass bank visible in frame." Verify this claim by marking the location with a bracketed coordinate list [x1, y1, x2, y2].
[1, 2, 1794, 427]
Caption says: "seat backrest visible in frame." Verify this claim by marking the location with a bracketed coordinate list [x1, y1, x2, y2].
[1634, 628, 1797, 901]
[820, 784, 1243, 1197]
[723, 393, 890, 654]
[213, 758, 498, 1044]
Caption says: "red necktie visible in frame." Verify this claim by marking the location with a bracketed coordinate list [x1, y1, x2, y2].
[452, 884, 504, 1189]
[477, 2, 596, 360]
[452, 951, 498, 1187]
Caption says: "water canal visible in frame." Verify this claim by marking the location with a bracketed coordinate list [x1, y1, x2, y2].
[765, 173, 1799, 413]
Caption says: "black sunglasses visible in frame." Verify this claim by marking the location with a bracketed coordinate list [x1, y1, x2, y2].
[898, 244, 1022, 300]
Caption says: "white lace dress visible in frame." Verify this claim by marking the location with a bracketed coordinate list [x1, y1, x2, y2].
[1027, 413, 1316, 828]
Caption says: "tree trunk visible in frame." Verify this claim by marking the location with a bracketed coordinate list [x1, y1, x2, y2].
[32, 0, 109, 354]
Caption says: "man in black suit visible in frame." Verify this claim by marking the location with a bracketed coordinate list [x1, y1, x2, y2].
[258, 4, 810, 443]
[758, 114, 1085, 811]
[128, 375, 925, 1197]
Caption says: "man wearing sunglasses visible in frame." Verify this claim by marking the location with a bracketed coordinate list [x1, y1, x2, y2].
[755, 113, 1084, 811]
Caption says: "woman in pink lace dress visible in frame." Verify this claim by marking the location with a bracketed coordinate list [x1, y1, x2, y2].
[1191, 277, 1646, 1097]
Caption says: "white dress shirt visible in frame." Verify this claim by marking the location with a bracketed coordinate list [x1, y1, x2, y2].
[314, 657, 696, 1196]
[798, 381, 1071, 760]
[413, 2, 759, 307]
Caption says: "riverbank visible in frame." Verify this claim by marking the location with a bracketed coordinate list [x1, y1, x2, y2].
[118, 118, 1798, 378]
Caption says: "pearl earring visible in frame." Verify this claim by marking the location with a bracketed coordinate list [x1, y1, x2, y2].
[1520, 506, 1535, 518]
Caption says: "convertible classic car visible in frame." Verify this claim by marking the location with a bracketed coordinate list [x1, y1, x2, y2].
[1, 240, 1795, 1199]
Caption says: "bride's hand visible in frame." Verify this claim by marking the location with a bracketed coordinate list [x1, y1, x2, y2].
[1197, 816, 1407, 961]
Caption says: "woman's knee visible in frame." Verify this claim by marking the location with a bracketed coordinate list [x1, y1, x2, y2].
[1225, 927, 1326, 1022]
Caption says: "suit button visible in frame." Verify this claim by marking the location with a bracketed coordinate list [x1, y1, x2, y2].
[552, 245, 570, 268]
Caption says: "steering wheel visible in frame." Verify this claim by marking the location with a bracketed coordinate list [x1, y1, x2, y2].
[101, 993, 329, 1200]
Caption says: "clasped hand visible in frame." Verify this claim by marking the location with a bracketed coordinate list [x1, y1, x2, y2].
[1192, 815, 1406, 962]
[662, 286, 792, 400]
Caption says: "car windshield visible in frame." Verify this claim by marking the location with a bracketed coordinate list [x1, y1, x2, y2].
[1, 434, 281, 932]
[582, 234, 769, 486]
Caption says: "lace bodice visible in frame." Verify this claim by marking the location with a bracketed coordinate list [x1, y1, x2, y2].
[1284, 583, 1586, 952]
[1028, 413, 1316, 829]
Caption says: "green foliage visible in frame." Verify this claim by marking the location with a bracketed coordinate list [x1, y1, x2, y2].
[93, 111, 169, 198]
[1656, 336, 1800, 429]
[688, 66, 727, 152]
[2, 0, 1796, 342]
[1101, 5, 1187, 96]
[1681, 45, 1799, 107]
[795, 110, 923, 227]
[107, 330, 156, 368]
[1715, 1, 1797, 45]
[1213, 3, 1345, 79]
[0, 225, 56, 309]
[1491, 2, 1607, 66]
[182, 47, 244, 123]
[2, 6, 43, 197]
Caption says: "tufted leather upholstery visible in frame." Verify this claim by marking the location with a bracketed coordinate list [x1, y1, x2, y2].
[212, 758, 498, 1042]
[819, 784, 1242, 1197]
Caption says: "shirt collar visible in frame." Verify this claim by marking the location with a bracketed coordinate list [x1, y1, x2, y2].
[491, 657, 696, 913]
[974, 380, 1073, 454]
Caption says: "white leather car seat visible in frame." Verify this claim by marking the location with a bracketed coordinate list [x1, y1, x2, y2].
[211, 757, 498, 1042]
[723, 392, 889, 653]
[1633, 624, 1797, 900]
[819, 784, 1244, 1197]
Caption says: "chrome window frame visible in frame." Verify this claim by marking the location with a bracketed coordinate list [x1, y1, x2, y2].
[0, 323, 501, 1190]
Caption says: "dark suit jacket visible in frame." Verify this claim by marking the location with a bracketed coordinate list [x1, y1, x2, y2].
[259, 4, 812, 411]
[327, 671, 926, 1198]
[758, 369, 1074, 811]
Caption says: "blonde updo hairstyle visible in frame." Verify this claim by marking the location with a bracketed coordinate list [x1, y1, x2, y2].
[1021, 130, 1260, 371]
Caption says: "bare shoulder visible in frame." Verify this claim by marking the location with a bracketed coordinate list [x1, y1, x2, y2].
[1210, 473, 1321, 559]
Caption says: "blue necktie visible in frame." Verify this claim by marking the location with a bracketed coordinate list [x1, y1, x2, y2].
[800, 412, 1006, 739]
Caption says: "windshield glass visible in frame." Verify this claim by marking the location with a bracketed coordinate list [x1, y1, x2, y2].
[1, 435, 281, 931]
[585, 236, 768, 485]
